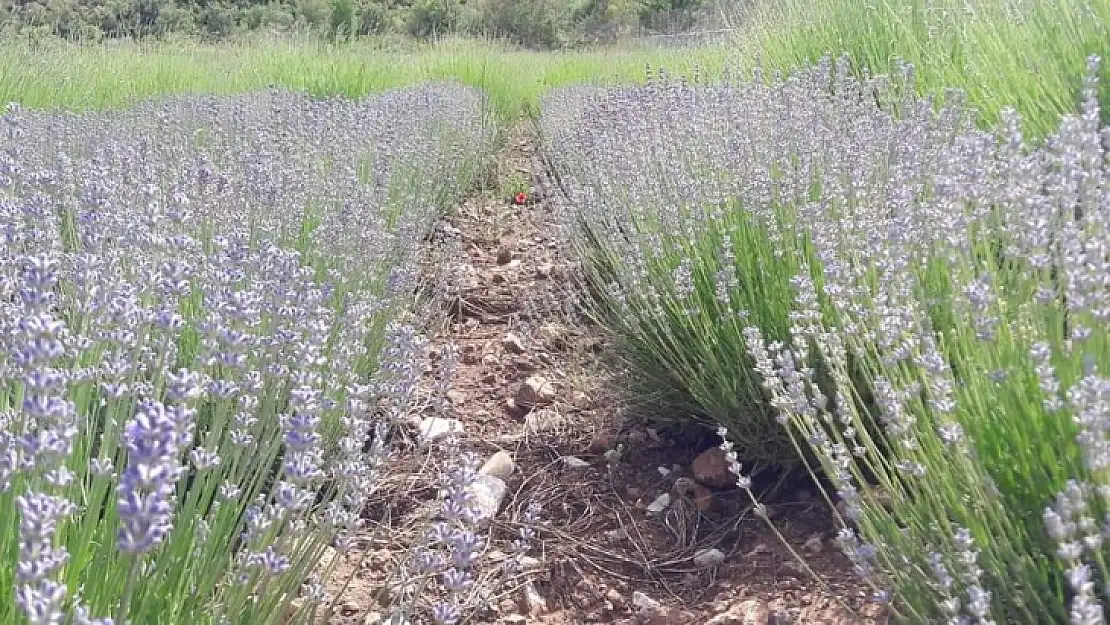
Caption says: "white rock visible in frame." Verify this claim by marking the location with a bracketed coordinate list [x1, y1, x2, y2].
[479, 450, 515, 481]
[516, 375, 557, 408]
[418, 417, 464, 443]
[502, 332, 527, 354]
[517, 555, 542, 570]
[561, 455, 590, 469]
[523, 581, 547, 616]
[646, 493, 672, 515]
[468, 473, 507, 522]
[632, 591, 663, 615]
[693, 547, 726, 568]
[802, 533, 824, 555]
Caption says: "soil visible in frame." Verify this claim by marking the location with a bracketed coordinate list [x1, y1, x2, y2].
[322, 123, 892, 625]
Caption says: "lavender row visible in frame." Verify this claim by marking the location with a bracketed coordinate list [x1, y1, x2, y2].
[0, 84, 490, 624]
[542, 58, 1110, 623]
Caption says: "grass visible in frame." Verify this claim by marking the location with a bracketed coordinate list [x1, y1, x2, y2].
[0, 36, 730, 122]
[727, 0, 1110, 137]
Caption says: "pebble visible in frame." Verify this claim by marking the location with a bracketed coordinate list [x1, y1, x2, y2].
[802, 533, 824, 555]
[523, 581, 548, 615]
[646, 493, 671, 515]
[502, 332, 527, 354]
[468, 473, 508, 522]
[340, 600, 361, 615]
[479, 450, 515, 481]
[632, 591, 663, 615]
[691, 447, 734, 488]
[705, 599, 772, 625]
[692, 547, 726, 568]
[523, 407, 565, 432]
[515, 375, 557, 408]
[562, 455, 591, 469]
[417, 417, 464, 443]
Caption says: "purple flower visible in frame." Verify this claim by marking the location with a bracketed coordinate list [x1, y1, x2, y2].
[116, 400, 192, 553]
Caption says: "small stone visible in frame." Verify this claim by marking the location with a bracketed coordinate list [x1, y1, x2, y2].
[606, 588, 626, 610]
[481, 353, 499, 366]
[646, 493, 671, 515]
[469, 473, 508, 522]
[496, 245, 513, 265]
[523, 407, 565, 432]
[502, 332, 526, 354]
[517, 555, 542, 571]
[491, 272, 507, 284]
[523, 581, 547, 616]
[506, 397, 526, 417]
[479, 450, 515, 481]
[536, 263, 555, 278]
[691, 447, 733, 488]
[562, 455, 591, 469]
[706, 599, 772, 625]
[516, 375, 557, 408]
[503, 616, 528, 624]
[692, 548, 726, 568]
[445, 389, 467, 405]
[340, 600, 361, 615]
[673, 477, 698, 495]
[362, 612, 383, 625]
[632, 591, 663, 616]
[499, 599, 519, 615]
[605, 528, 629, 543]
[745, 542, 771, 557]
[692, 484, 714, 512]
[657, 466, 672, 477]
[802, 533, 824, 555]
[418, 417, 464, 443]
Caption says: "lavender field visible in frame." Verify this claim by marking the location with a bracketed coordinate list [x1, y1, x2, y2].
[1, 3, 1110, 623]
[541, 55, 1110, 623]
[0, 84, 491, 624]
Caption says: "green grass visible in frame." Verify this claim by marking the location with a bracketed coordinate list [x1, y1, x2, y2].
[0, 36, 730, 121]
[727, 0, 1110, 137]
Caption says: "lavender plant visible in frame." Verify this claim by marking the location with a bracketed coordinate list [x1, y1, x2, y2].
[0, 83, 491, 624]
[542, 56, 1110, 622]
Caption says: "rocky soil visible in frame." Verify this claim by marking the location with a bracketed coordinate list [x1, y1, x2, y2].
[325, 123, 892, 625]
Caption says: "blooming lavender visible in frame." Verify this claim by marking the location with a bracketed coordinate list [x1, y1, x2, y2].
[0, 84, 490, 623]
[542, 55, 1110, 623]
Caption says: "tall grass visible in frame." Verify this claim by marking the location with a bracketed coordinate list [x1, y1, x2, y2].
[728, 0, 1110, 136]
[0, 37, 730, 121]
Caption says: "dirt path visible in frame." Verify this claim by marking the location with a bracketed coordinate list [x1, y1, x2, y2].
[335, 122, 888, 625]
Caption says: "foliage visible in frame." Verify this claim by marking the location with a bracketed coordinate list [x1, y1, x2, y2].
[0, 83, 491, 624]
[541, 47, 1110, 624]
[726, 0, 1110, 137]
[0, 0, 717, 45]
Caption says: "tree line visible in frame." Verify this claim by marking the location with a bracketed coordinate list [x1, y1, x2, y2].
[0, 0, 716, 47]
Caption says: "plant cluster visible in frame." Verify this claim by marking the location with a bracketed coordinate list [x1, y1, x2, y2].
[0, 82, 490, 624]
[541, 55, 1110, 623]
[0, 0, 718, 46]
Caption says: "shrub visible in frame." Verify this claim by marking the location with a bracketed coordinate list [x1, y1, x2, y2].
[0, 83, 490, 624]
[473, 0, 564, 49]
[543, 54, 1110, 623]
[405, 0, 461, 38]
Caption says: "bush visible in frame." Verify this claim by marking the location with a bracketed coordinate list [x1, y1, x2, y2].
[542, 54, 1110, 623]
[405, 0, 461, 38]
[474, 0, 564, 48]
[0, 84, 491, 625]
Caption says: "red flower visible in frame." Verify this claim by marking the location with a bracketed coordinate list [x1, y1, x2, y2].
[514, 192, 528, 205]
